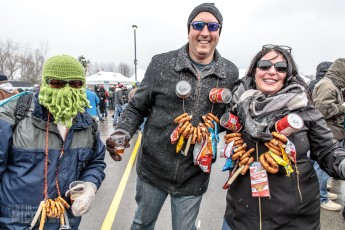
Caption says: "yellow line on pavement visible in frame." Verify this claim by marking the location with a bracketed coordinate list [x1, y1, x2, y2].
[101, 132, 142, 230]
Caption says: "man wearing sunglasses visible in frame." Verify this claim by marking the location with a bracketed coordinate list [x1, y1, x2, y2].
[106, 2, 238, 230]
[0, 54, 106, 229]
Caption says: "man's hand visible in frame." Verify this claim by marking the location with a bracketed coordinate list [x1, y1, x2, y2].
[106, 131, 130, 161]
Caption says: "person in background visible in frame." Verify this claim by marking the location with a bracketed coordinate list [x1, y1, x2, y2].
[309, 61, 342, 211]
[86, 87, 101, 122]
[0, 74, 19, 100]
[98, 85, 108, 118]
[122, 86, 129, 110]
[106, 3, 238, 229]
[108, 86, 115, 110]
[0, 54, 106, 229]
[312, 58, 345, 216]
[222, 45, 345, 229]
[113, 83, 124, 127]
[128, 81, 140, 101]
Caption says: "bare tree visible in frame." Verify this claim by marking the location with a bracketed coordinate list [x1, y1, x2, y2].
[117, 62, 132, 77]
[0, 38, 21, 79]
[19, 42, 48, 84]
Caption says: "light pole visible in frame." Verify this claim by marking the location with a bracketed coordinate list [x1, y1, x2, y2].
[132, 25, 138, 82]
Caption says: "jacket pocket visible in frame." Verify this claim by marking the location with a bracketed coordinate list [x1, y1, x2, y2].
[75, 148, 93, 180]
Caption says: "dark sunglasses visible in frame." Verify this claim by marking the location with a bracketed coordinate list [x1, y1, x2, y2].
[47, 79, 84, 89]
[190, 21, 221, 32]
[262, 44, 292, 53]
[257, 60, 288, 73]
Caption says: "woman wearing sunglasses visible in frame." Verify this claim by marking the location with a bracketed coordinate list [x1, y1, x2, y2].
[221, 45, 345, 229]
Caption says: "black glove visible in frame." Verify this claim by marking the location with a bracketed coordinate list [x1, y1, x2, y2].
[105, 131, 130, 161]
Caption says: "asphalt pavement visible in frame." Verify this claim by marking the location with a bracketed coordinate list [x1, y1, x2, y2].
[79, 114, 345, 230]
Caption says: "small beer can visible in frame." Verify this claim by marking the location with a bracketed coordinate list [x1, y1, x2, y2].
[209, 88, 232, 103]
[275, 113, 304, 136]
[176, 80, 192, 98]
[220, 112, 243, 132]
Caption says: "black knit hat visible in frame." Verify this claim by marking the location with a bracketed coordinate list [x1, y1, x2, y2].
[187, 3, 223, 33]
[0, 74, 8, 83]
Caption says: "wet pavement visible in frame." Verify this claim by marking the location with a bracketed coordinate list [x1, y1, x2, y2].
[80, 113, 345, 229]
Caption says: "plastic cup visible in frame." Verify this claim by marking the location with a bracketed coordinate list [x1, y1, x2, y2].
[111, 134, 126, 154]
[69, 181, 87, 202]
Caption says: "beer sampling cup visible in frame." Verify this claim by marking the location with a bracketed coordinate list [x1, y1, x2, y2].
[69, 181, 87, 202]
[110, 134, 126, 154]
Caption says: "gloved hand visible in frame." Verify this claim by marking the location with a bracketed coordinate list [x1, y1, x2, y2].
[339, 159, 345, 179]
[106, 131, 130, 161]
[71, 182, 97, 217]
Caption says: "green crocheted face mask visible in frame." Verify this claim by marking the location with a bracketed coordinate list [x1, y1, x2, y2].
[39, 84, 90, 127]
[38, 54, 90, 127]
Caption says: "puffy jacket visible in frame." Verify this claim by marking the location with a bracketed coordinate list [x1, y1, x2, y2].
[116, 43, 238, 196]
[224, 106, 345, 229]
[313, 58, 345, 140]
[0, 92, 106, 230]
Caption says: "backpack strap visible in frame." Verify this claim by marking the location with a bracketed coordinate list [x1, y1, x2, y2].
[91, 118, 99, 151]
[14, 93, 33, 128]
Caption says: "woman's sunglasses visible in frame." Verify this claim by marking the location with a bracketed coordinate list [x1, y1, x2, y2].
[257, 60, 288, 73]
[262, 44, 292, 53]
[47, 79, 84, 89]
[189, 21, 221, 32]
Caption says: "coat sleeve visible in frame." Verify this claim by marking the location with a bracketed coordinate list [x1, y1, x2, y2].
[312, 82, 345, 119]
[0, 100, 17, 180]
[306, 107, 345, 179]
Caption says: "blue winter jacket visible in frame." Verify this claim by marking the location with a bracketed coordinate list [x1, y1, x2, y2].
[0, 92, 106, 229]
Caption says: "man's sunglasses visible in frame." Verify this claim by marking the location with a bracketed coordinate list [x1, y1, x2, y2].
[262, 44, 292, 53]
[257, 60, 288, 73]
[190, 21, 221, 32]
[47, 79, 84, 89]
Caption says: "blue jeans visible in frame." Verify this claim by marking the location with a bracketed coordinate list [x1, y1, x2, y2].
[113, 104, 123, 125]
[222, 218, 233, 230]
[131, 177, 202, 230]
[313, 161, 329, 203]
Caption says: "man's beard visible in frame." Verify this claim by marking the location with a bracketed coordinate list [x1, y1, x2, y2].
[39, 85, 90, 128]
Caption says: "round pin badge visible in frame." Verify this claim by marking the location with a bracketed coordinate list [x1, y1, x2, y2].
[175, 80, 192, 98]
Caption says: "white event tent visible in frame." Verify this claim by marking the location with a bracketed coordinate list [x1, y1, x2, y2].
[86, 71, 132, 85]
[128, 69, 146, 83]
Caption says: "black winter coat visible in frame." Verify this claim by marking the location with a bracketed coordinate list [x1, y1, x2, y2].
[224, 106, 345, 229]
[116, 44, 238, 195]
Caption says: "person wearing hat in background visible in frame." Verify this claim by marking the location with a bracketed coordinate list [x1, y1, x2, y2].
[113, 83, 125, 127]
[106, 2, 238, 229]
[0, 54, 106, 229]
[0, 74, 19, 100]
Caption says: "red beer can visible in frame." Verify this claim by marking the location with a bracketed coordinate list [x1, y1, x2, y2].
[220, 112, 243, 132]
[275, 113, 304, 136]
[209, 88, 232, 103]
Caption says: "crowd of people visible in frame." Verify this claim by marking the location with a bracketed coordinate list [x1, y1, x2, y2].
[1, 2, 345, 230]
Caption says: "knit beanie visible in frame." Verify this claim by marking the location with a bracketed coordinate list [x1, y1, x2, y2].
[187, 3, 223, 34]
[0, 74, 8, 83]
[42, 54, 86, 86]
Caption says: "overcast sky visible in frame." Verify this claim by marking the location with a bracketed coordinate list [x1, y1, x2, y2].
[1, 0, 344, 75]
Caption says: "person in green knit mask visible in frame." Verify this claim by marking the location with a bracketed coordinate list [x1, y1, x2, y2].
[39, 54, 91, 128]
[0, 54, 106, 229]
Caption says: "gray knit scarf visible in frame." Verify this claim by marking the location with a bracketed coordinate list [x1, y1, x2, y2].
[231, 76, 309, 141]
